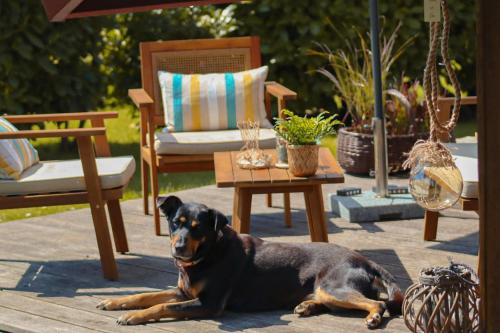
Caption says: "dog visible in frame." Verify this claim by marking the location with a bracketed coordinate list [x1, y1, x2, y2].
[97, 196, 404, 329]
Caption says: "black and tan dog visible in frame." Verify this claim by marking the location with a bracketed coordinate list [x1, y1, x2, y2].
[97, 196, 404, 329]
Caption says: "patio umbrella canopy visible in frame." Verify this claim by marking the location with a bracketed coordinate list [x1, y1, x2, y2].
[41, 0, 240, 22]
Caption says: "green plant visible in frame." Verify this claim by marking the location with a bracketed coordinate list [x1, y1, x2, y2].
[0, 0, 109, 117]
[99, 9, 212, 105]
[274, 109, 342, 145]
[231, 0, 476, 112]
[385, 77, 427, 135]
[310, 22, 415, 132]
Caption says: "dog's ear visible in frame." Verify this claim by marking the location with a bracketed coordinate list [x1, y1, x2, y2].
[209, 209, 229, 231]
[156, 196, 183, 220]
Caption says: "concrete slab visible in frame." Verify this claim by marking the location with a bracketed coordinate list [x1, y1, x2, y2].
[329, 191, 424, 223]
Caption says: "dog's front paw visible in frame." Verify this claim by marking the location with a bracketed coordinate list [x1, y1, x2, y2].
[97, 299, 128, 311]
[294, 301, 317, 317]
[117, 311, 148, 326]
[365, 312, 382, 329]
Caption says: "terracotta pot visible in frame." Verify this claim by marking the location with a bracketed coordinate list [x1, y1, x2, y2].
[287, 144, 319, 177]
[336, 127, 428, 174]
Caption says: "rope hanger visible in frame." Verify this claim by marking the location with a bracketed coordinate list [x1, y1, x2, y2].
[404, 0, 461, 170]
[424, 0, 461, 142]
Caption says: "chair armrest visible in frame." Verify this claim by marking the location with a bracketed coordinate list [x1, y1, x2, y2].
[265, 82, 297, 100]
[0, 128, 106, 139]
[438, 96, 477, 105]
[3, 112, 118, 124]
[129, 89, 154, 108]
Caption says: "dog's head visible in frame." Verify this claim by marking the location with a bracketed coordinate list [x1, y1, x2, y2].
[157, 196, 229, 264]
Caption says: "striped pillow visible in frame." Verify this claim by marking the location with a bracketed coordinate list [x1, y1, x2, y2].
[0, 117, 39, 180]
[158, 66, 272, 132]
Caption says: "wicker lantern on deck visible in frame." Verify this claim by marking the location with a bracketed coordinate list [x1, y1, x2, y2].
[403, 262, 480, 333]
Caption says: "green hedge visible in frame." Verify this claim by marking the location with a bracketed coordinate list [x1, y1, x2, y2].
[0, 1, 475, 115]
[0, 0, 107, 116]
[231, 0, 476, 110]
[100, 10, 211, 104]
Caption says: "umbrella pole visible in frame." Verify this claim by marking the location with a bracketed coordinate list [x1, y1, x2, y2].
[369, 0, 389, 197]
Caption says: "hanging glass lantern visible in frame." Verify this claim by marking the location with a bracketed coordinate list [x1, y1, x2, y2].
[408, 159, 463, 211]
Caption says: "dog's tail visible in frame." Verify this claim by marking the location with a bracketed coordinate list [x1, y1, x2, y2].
[371, 262, 404, 316]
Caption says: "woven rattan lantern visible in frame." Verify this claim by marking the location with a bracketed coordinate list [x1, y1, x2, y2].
[403, 262, 480, 333]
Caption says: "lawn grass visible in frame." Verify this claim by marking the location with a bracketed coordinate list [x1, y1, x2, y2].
[0, 108, 214, 223]
[0, 111, 476, 223]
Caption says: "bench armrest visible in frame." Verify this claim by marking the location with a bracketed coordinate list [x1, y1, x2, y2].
[265, 81, 297, 100]
[3, 112, 118, 124]
[129, 89, 154, 108]
[0, 128, 106, 139]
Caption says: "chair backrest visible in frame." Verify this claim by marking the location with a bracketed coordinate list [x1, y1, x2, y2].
[139, 36, 262, 124]
[437, 96, 477, 142]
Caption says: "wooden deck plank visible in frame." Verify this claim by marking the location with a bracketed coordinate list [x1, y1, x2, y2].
[0, 174, 479, 333]
[0, 305, 99, 333]
[0, 292, 171, 333]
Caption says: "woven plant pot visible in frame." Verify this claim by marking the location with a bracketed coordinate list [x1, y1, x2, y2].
[287, 144, 319, 177]
[336, 127, 428, 174]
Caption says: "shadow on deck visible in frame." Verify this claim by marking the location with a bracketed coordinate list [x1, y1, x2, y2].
[0, 179, 478, 333]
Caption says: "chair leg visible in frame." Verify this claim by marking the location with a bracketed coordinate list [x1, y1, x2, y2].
[77, 136, 118, 281]
[267, 193, 272, 207]
[423, 210, 439, 241]
[141, 158, 150, 216]
[150, 164, 161, 236]
[90, 203, 118, 280]
[284, 193, 292, 228]
[107, 199, 129, 254]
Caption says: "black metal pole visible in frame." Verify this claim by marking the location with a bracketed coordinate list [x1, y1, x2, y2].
[369, 0, 389, 197]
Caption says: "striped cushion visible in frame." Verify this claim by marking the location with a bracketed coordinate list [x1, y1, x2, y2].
[0, 117, 39, 180]
[158, 66, 272, 132]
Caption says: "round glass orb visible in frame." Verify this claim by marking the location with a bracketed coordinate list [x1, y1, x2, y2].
[409, 161, 464, 211]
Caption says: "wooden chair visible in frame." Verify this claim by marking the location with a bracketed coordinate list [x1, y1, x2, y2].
[129, 36, 297, 235]
[423, 96, 478, 241]
[0, 112, 134, 280]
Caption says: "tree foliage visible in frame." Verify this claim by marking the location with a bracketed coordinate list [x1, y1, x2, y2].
[0, 0, 107, 116]
[231, 0, 476, 110]
[100, 9, 212, 104]
[0, 0, 476, 116]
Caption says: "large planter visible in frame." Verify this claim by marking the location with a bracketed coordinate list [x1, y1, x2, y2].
[336, 127, 428, 174]
[287, 144, 320, 177]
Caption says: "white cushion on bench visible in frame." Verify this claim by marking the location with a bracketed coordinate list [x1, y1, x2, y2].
[0, 156, 135, 196]
[154, 128, 276, 155]
[446, 143, 478, 199]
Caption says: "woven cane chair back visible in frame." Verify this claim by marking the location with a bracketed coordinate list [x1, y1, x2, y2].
[139, 37, 262, 123]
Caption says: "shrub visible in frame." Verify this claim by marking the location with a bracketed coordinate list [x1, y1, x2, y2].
[231, 0, 476, 112]
[100, 9, 213, 105]
[0, 0, 108, 116]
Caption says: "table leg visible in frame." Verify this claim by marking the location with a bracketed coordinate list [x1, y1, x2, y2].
[284, 193, 292, 228]
[304, 185, 329, 242]
[232, 187, 252, 234]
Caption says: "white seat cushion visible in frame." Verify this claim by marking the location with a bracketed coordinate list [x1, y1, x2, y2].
[0, 156, 135, 196]
[446, 143, 478, 199]
[154, 128, 276, 155]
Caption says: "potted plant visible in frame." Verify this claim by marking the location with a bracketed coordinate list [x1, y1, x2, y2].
[274, 109, 341, 176]
[311, 23, 427, 174]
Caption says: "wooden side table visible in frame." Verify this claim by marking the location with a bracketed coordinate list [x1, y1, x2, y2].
[214, 148, 344, 242]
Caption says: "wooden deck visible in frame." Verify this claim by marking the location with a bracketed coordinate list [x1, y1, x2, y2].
[0, 175, 478, 333]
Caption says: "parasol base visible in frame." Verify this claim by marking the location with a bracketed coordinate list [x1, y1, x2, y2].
[329, 191, 424, 223]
